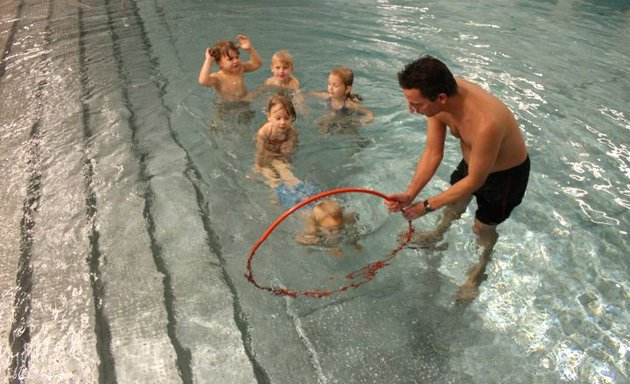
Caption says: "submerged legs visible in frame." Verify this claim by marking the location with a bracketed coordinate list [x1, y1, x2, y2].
[406, 195, 472, 247]
[456, 219, 499, 304]
[406, 195, 501, 304]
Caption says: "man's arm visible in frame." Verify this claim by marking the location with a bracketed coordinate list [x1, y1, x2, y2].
[405, 117, 446, 197]
[386, 116, 446, 211]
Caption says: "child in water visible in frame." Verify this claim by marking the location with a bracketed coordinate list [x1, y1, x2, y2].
[310, 66, 374, 131]
[263, 50, 300, 90]
[198, 35, 262, 101]
[297, 199, 361, 256]
[254, 95, 360, 254]
[247, 50, 304, 112]
[254, 94, 300, 187]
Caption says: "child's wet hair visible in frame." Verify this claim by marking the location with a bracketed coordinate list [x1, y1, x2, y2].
[330, 66, 362, 102]
[267, 93, 297, 121]
[271, 50, 294, 67]
[209, 40, 239, 62]
[314, 200, 343, 222]
[330, 66, 354, 87]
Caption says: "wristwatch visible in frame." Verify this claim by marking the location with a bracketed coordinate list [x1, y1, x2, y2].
[423, 199, 435, 213]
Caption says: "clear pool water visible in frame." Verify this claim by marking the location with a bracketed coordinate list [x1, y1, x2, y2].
[0, 0, 627, 383]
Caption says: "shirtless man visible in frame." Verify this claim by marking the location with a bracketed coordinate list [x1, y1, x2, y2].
[386, 55, 530, 302]
[198, 35, 262, 101]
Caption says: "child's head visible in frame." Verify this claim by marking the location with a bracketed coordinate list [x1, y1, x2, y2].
[313, 199, 344, 236]
[270, 50, 294, 78]
[328, 66, 354, 99]
[266, 94, 297, 127]
[209, 40, 240, 70]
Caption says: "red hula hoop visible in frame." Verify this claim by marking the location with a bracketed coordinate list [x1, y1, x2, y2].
[245, 187, 414, 298]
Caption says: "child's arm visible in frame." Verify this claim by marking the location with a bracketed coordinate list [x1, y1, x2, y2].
[286, 77, 301, 90]
[243, 83, 272, 101]
[254, 126, 268, 169]
[296, 213, 319, 245]
[349, 100, 374, 124]
[198, 48, 219, 87]
[279, 129, 298, 157]
[304, 91, 329, 99]
[272, 160, 301, 188]
[237, 35, 263, 72]
[343, 212, 363, 252]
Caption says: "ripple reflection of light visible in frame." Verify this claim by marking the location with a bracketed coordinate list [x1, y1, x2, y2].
[599, 107, 630, 131]
[562, 187, 587, 197]
[553, 341, 586, 381]
[576, 199, 620, 226]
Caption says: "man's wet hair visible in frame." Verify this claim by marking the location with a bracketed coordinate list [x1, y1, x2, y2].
[398, 55, 458, 101]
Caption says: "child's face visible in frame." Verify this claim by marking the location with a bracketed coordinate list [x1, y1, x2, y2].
[271, 60, 293, 80]
[267, 104, 292, 131]
[217, 50, 241, 72]
[328, 73, 352, 99]
[327, 73, 350, 99]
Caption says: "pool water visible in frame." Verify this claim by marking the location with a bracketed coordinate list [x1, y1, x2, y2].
[0, 0, 628, 383]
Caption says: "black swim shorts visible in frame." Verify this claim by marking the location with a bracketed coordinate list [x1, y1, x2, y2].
[450, 156, 530, 225]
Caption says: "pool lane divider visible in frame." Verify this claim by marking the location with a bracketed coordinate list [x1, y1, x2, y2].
[246, 187, 414, 298]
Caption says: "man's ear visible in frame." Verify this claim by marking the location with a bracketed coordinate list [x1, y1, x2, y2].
[437, 93, 448, 104]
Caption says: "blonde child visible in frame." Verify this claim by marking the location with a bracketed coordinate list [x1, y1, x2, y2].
[310, 66, 374, 130]
[272, 181, 360, 254]
[297, 199, 361, 256]
[198, 35, 262, 101]
[254, 94, 300, 187]
[263, 50, 300, 90]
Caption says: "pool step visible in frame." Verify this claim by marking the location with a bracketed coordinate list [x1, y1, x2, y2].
[0, 0, 256, 382]
[0, 0, 102, 382]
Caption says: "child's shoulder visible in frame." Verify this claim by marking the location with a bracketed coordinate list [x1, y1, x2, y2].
[257, 121, 271, 134]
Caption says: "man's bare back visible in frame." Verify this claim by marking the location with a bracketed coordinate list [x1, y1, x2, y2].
[436, 79, 528, 172]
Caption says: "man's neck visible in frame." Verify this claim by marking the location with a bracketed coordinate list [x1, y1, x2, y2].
[442, 87, 466, 118]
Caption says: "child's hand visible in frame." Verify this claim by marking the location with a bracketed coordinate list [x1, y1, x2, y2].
[297, 233, 318, 245]
[205, 47, 213, 60]
[358, 117, 371, 125]
[236, 35, 252, 50]
[280, 141, 294, 156]
[330, 247, 344, 258]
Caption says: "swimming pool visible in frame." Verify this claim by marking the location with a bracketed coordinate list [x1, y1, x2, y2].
[0, 0, 627, 383]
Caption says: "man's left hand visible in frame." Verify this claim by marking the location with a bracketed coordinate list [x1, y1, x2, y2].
[401, 201, 426, 221]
